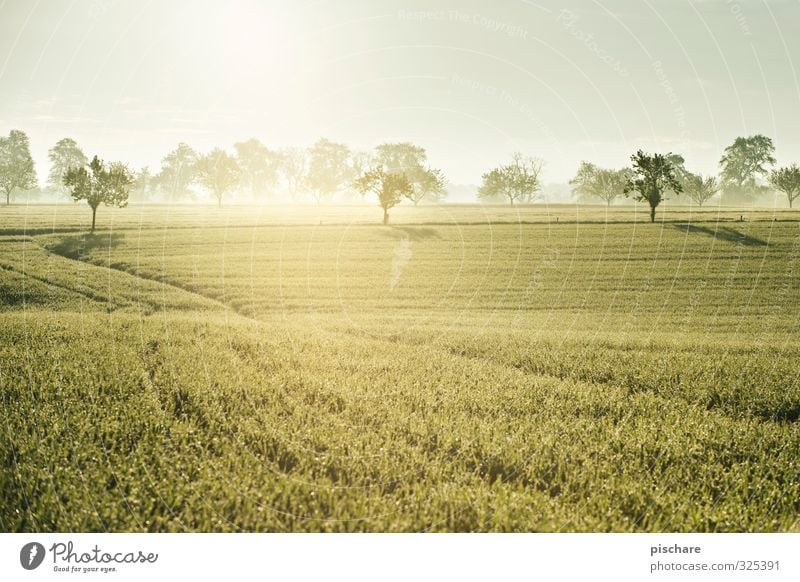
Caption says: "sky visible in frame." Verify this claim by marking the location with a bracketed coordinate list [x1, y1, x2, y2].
[1, 0, 799, 186]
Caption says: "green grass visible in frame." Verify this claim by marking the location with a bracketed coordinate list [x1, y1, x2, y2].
[1, 204, 799, 531]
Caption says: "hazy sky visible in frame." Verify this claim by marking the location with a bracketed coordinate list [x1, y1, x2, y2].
[1, 0, 799, 185]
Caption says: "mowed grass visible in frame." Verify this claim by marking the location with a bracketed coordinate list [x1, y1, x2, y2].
[1, 204, 799, 531]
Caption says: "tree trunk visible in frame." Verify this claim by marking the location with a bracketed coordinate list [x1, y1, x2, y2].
[383, 207, 389, 225]
[91, 206, 97, 232]
[650, 205, 656, 223]
[5, 189, 9, 205]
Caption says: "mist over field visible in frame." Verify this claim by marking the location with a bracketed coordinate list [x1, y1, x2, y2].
[1, 0, 799, 533]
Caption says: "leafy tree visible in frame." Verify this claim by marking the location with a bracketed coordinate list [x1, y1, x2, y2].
[354, 168, 413, 225]
[624, 150, 682, 222]
[131, 167, 151, 203]
[683, 173, 719, 207]
[405, 167, 446, 205]
[719, 135, 776, 203]
[569, 161, 630, 206]
[374, 142, 446, 205]
[0, 129, 37, 205]
[306, 138, 351, 204]
[155, 143, 198, 200]
[375, 142, 427, 173]
[665, 153, 690, 202]
[478, 153, 543, 206]
[195, 149, 240, 207]
[63, 156, 133, 232]
[769, 164, 800, 208]
[47, 137, 87, 195]
[234, 138, 281, 199]
[278, 147, 307, 199]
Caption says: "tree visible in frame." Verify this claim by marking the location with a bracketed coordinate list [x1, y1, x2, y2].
[569, 161, 630, 206]
[769, 164, 800, 208]
[478, 153, 543, 206]
[47, 138, 87, 195]
[63, 156, 133, 232]
[0, 129, 37, 205]
[665, 153, 690, 202]
[131, 167, 151, 203]
[306, 138, 351, 204]
[624, 150, 682, 222]
[155, 143, 198, 200]
[234, 138, 281, 199]
[683, 173, 719, 207]
[719, 135, 776, 203]
[404, 166, 446, 205]
[278, 147, 307, 199]
[354, 168, 413, 225]
[374, 142, 447, 205]
[195, 149, 240, 207]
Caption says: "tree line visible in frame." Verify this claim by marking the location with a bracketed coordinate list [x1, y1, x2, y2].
[1, 129, 799, 228]
[567, 135, 800, 221]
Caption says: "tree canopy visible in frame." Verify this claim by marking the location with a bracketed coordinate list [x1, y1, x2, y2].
[354, 168, 413, 224]
[0, 129, 37, 205]
[234, 138, 282, 199]
[155, 143, 198, 200]
[624, 150, 682, 222]
[683, 173, 719, 207]
[194, 149, 240, 207]
[47, 137, 87, 194]
[478, 153, 542, 206]
[769, 164, 800, 208]
[306, 138, 351, 204]
[64, 155, 133, 231]
[719, 135, 776, 202]
[569, 162, 630, 206]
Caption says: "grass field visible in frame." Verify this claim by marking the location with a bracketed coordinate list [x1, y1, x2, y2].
[1, 203, 799, 532]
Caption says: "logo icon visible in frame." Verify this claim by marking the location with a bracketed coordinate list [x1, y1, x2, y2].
[20, 542, 46, 570]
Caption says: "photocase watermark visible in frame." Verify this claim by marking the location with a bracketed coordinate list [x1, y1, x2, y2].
[449, 74, 559, 147]
[20, 542, 46, 570]
[726, 0, 752, 37]
[652, 60, 692, 144]
[556, 9, 629, 77]
[389, 235, 413, 291]
[18, 540, 159, 575]
[397, 10, 529, 39]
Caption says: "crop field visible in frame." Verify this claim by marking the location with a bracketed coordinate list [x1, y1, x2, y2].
[1, 204, 799, 532]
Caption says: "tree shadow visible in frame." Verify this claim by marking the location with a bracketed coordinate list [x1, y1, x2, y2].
[379, 226, 441, 241]
[47, 232, 125, 259]
[671, 223, 768, 247]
